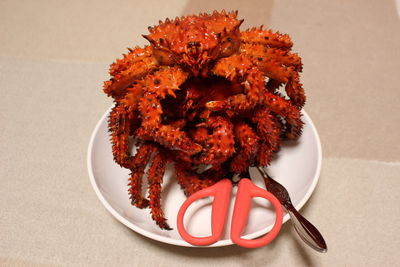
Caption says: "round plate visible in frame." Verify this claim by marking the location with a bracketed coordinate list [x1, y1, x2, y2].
[87, 107, 322, 247]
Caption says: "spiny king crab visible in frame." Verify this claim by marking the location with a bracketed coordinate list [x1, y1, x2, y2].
[103, 10, 305, 230]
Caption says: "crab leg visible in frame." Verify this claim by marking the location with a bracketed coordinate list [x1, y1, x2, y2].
[136, 67, 202, 154]
[108, 104, 138, 169]
[252, 107, 282, 166]
[172, 116, 235, 166]
[138, 92, 202, 154]
[128, 143, 157, 208]
[109, 46, 153, 76]
[104, 46, 158, 99]
[206, 54, 303, 140]
[174, 161, 223, 197]
[241, 27, 293, 50]
[284, 70, 305, 109]
[195, 116, 235, 165]
[240, 43, 302, 71]
[147, 151, 172, 230]
[109, 103, 154, 208]
[240, 42, 305, 108]
[230, 121, 260, 173]
[262, 92, 303, 139]
[207, 54, 265, 112]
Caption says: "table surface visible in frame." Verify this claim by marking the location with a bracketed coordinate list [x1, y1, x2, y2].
[1, 0, 400, 266]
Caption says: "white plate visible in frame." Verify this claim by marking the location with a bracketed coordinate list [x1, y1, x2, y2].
[87, 107, 322, 247]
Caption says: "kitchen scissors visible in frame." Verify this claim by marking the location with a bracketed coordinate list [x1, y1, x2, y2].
[177, 178, 283, 248]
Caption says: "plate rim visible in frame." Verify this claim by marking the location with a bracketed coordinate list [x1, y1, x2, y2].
[87, 106, 322, 247]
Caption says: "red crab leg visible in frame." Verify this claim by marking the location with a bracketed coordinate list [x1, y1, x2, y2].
[240, 43, 302, 71]
[104, 47, 157, 99]
[207, 54, 265, 112]
[262, 92, 304, 140]
[117, 83, 144, 116]
[252, 107, 282, 166]
[137, 67, 202, 154]
[109, 46, 153, 76]
[108, 104, 138, 169]
[257, 63, 305, 109]
[128, 143, 157, 208]
[284, 69, 305, 109]
[230, 121, 260, 173]
[174, 161, 222, 197]
[138, 92, 202, 154]
[195, 116, 235, 165]
[240, 43, 305, 109]
[206, 54, 303, 140]
[109, 104, 152, 207]
[173, 117, 235, 166]
[147, 151, 171, 230]
[241, 27, 293, 50]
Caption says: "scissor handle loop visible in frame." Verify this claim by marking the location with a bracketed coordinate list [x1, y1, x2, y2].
[177, 179, 232, 246]
[230, 178, 283, 248]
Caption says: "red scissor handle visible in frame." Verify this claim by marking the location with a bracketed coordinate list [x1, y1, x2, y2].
[231, 178, 283, 248]
[177, 178, 283, 248]
[177, 179, 232, 246]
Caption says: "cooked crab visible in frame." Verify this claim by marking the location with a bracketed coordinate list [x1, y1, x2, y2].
[103, 10, 304, 229]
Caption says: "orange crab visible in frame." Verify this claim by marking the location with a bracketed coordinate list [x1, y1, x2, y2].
[104, 10, 304, 229]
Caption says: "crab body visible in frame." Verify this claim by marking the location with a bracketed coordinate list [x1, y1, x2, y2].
[104, 10, 305, 229]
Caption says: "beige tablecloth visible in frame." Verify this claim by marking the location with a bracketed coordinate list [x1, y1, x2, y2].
[1, 0, 400, 266]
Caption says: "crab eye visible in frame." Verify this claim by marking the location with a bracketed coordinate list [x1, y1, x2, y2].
[153, 48, 175, 65]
